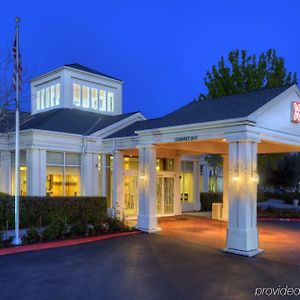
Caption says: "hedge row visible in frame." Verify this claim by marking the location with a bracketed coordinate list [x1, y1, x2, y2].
[0, 194, 107, 230]
[200, 192, 223, 211]
[257, 191, 299, 204]
[257, 207, 300, 218]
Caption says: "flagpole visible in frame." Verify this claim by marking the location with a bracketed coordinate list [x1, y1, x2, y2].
[12, 17, 21, 245]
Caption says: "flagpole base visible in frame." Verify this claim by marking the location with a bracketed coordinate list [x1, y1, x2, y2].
[12, 237, 22, 246]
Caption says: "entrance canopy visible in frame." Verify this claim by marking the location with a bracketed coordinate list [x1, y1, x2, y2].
[103, 84, 300, 154]
[103, 84, 300, 257]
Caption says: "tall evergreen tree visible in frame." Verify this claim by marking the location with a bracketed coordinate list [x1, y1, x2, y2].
[199, 49, 297, 100]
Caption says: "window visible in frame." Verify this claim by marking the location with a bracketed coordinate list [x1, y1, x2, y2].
[40, 89, 45, 109]
[50, 85, 55, 107]
[73, 83, 81, 106]
[55, 84, 60, 105]
[45, 87, 50, 108]
[36, 83, 60, 111]
[107, 92, 114, 112]
[46, 152, 81, 197]
[82, 86, 90, 108]
[99, 90, 106, 111]
[124, 156, 138, 170]
[91, 88, 98, 109]
[156, 158, 174, 171]
[36, 90, 41, 110]
[11, 151, 27, 196]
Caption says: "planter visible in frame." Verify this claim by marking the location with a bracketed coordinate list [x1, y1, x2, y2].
[293, 199, 299, 207]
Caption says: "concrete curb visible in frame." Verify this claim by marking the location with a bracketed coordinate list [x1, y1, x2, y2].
[0, 231, 142, 256]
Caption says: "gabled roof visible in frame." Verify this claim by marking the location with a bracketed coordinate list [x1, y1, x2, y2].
[0, 110, 30, 133]
[64, 63, 123, 82]
[106, 85, 293, 139]
[17, 109, 137, 135]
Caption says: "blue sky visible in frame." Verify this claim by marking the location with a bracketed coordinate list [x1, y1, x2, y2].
[1, 0, 300, 118]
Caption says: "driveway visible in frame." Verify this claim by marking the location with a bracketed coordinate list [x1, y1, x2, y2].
[0, 217, 300, 300]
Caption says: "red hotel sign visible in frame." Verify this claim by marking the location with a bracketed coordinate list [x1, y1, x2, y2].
[291, 102, 300, 123]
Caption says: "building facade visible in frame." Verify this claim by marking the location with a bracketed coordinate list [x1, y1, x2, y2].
[2, 64, 300, 256]
[0, 64, 210, 217]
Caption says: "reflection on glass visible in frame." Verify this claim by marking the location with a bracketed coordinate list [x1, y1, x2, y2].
[124, 176, 138, 217]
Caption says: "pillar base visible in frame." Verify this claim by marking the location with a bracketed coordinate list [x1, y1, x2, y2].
[138, 227, 162, 233]
[12, 236, 22, 246]
[222, 248, 264, 257]
[137, 215, 159, 233]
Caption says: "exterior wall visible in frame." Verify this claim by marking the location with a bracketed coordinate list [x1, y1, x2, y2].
[81, 152, 99, 196]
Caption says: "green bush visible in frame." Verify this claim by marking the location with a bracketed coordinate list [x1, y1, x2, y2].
[23, 227, 41, 244]
[200, 192, 223, 211]
[0, 195, 107, 230]
[258, 207, 300, 218]
[257, 192, 299, 204]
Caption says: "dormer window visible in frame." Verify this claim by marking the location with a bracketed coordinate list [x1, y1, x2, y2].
[36, 83, 60, 111]
[99, 90, 106, 111]
[82, 86, 90, 108]
[72, 82, 114, 113]
[73, 83, 81, 106]
[91, 88, 98, 109]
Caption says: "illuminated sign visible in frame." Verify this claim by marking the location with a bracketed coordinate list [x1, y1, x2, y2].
[174, 135, 198, 142]
[291, 101, 300, 123]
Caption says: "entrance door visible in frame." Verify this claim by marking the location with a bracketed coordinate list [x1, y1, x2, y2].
[124, 176, 138, 217]
[156, 176, 174, 215]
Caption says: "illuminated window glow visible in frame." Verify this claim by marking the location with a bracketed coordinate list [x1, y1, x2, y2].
[82, 86, 90, 108]
[36, 83, 60, 111]
[91, 88, 98, 109]
[73, 83, 81, 106]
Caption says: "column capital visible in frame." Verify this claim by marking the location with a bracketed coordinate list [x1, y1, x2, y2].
[136, 144, 156, 150]
[225, 132, 261, 143]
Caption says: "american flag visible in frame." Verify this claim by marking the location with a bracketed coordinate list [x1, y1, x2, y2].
[12, 35, 22, 92]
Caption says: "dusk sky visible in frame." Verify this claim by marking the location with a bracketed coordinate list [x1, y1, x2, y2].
[1, 0, 300, 118]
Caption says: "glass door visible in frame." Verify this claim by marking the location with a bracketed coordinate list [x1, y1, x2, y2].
[124, 176, 138, 217]
[164, 177, 174, 214]
[156, 177, 163, 214]
[156, 176, 174, 215]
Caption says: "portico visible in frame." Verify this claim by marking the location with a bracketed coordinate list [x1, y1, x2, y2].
[103, 84, 300, 257]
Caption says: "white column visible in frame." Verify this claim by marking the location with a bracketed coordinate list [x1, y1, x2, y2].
[81, 152, 99, 196]
[174, 155, 182, 215]
[224, 140, 262, 257]
[222, 154, 229, 220]
[112, 150, 124, 219]
[193, 161, 201, 211]
[27, 149, 46, 196]
[101, 154, 107, 197]
[0, 151, 11, 194]
[137, 145, 159, 233]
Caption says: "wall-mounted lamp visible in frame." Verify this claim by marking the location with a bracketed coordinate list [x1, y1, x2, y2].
[232, 169, 240, 183]
[251, 170, 259, 184]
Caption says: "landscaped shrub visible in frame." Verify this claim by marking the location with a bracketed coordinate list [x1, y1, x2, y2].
[257, 191, 299, 204]
[23, 227, 41, 244]
[257, 207, 300, 218]
[0, 195, 107, 230]
[200, 192, 223, 211]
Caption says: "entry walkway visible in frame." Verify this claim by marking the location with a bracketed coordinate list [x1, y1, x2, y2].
[158, 215, 300, 265]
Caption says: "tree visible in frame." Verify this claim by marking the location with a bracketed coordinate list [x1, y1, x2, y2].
[199, 49, 297, 100]
[204, 154, 222, 192]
